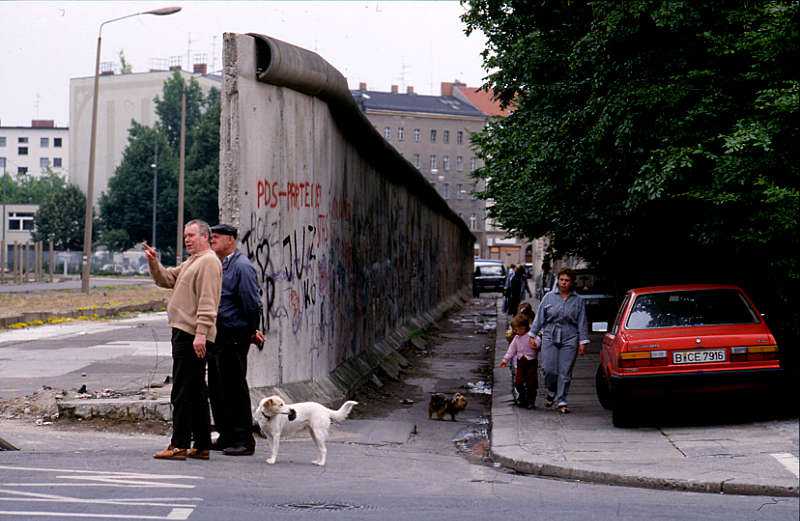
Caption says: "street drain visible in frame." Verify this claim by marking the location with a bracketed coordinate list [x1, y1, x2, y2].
[274, 502, 365, 512]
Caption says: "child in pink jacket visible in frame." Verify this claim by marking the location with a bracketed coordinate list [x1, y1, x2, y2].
[499, 314, 540, 409]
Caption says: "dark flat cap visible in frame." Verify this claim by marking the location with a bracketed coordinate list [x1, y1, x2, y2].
[211, 223, 238, 238]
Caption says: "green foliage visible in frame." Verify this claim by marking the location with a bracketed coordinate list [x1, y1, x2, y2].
[154, 71, 205, 151]
[100, 76, 221, 261]
[98, 228, 130, 251]
[0, 170, 68, 204]
[99, 123, 177, 252]
[463, 0, 800, 363]
[32, 183, 87, 250]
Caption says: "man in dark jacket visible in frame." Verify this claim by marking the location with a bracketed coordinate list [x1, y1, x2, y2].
[209, 223, 264, 456]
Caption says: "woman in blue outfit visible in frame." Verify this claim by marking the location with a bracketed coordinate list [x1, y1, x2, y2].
[528, 268, 589, 414]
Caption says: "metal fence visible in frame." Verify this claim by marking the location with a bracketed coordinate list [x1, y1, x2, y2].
[0, 241, 150, 283]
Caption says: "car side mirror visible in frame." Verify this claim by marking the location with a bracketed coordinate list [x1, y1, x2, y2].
[592, 321, 609, 333]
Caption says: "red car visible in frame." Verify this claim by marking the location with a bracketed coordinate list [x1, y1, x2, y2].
[595, 284, 782, 427]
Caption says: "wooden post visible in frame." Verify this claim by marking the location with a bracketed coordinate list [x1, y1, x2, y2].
[12, 241, 19, 283]
[35, 241, 41, 281]
[48, 240, 55, 282]
[0, 239, 5, 283]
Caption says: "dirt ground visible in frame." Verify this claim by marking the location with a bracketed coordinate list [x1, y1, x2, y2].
[0, 285, 170, 319]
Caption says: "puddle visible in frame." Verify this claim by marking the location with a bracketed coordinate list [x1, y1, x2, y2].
[464, 380, 492, 395]
[453, 416, 491, 461]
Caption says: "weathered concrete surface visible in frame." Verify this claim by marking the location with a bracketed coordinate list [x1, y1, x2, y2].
[220, 33, 474, 392]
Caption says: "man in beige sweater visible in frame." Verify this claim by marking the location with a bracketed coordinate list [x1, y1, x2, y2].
[143, 219, 222, 461]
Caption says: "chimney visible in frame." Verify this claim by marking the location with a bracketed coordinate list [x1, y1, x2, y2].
[193, 63, 208, 75]
[31, 120, 55, 128]
[359, 82, 367, 91]
[406, 85, 414, 95]
[441, 82, 453, 96]
[390, 84, 398, 94]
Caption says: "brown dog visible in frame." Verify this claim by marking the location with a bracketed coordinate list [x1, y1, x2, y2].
[428, 392, 468, 421]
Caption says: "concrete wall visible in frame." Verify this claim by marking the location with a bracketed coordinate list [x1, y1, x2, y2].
[220, 33, 474, 392]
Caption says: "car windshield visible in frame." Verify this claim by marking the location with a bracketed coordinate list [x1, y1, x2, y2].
[626, 289, 759, 329]
[477, 265, 504, 276]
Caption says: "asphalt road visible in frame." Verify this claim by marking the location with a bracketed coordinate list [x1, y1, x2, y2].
[0, 276, 150, 294]
[0, 298, 798, 520]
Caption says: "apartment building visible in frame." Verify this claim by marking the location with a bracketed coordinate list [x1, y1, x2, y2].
[69, 66, 220, 200]
[0, 120, 68, 178]
[352, 82, 489, 255]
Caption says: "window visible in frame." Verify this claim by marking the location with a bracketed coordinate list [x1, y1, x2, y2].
[0, 157, 5, 169]
[54, 137, 62, 148]
[413, 129, 420, 143]
[0, 137, 6, 147]
[469, 214, 477, 231]
[7, 211, 35, 231]
[443, 130, 450, 144]
[457, 183, 463, 199]
[397, 127, 404, 141]
[442, 156, 450, 171]
[40, 157, 49, 169]
[470, 157, 477, 171]
[53, 157, 62, 168]
[18, 137, 28, 144]
[413, 154, 420, 169]
[430, 129, 437, 143]
[626, 290, 759, 330]
[17, 166, 28, 175]
[18, 146, 28, 156]
[384, 127, 391, 140]
[443, 183, 449, 199]
[429, 155, 437, 171]
[40, 137, 49, 147]
[456, 156, 463, 171]
[457, 131, 464, 144]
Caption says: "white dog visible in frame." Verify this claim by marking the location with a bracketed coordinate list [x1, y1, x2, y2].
[253, 395, 358, 466]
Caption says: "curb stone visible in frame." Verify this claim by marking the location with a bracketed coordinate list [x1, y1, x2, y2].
[488, 298, 799, 498]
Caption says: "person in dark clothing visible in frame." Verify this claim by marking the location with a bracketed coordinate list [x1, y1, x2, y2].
[209, 223, 264, 456]
[506, 265, 526, 316]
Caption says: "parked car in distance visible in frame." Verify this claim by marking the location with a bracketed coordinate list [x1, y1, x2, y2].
[550, 268, 618, 332]
[596, 284, 782, 427]
[473, 259, 507, 297]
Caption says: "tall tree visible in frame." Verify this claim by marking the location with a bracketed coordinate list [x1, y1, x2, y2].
[32, 184, 87, 250]
[153, 71, 205, 151]
[98, 123, 177, 253]
[463, 0, 800, 365]
[186, 87, 220, 224]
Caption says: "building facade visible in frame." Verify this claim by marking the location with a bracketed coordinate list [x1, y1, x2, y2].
[69, 68, 220, 200]
[0, 121, 68, 178]
[352, 83, 489, 255]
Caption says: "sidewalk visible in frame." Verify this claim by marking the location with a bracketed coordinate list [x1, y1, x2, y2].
[490, 300, 799, 497]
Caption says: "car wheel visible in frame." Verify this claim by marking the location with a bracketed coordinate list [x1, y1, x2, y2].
[595, 365, 613, 410]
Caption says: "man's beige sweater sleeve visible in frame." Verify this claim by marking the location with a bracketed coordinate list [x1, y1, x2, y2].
[193, 253, 222, 338]
[150, 261, 182, 289]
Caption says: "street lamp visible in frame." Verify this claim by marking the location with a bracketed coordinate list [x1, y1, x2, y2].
[81, 6, 181, 293]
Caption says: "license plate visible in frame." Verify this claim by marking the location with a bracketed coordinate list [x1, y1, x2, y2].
[673, 349, 727, 364]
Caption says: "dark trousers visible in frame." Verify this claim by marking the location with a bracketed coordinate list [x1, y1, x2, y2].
[514, 356, 539, 405]
[208, 329, 255, 449]
[170, 329, 211, 450]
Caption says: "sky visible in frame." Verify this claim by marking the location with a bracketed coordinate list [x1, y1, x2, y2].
[0, 1, 489, 127]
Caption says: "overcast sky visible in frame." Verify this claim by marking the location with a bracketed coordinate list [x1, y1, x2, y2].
[0, 1, 488, 127]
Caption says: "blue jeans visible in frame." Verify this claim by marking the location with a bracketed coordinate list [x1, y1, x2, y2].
[540, 334, 578, 406]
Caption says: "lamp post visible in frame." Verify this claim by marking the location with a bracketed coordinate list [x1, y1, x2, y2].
[81, 6, 181, 293]
[151, 151, 158, 249]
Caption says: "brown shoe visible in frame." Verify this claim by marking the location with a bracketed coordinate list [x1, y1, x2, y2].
[153, 445, 187, 460]
[187, 448, 209, 460]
